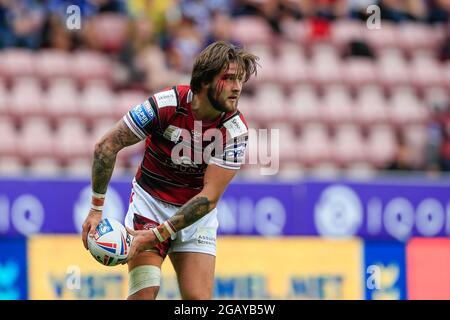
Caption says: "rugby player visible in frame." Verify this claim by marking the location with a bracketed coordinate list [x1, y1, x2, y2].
[81, 41, 259, 300]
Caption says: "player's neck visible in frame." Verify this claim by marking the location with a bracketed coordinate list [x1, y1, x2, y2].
[191, 93, 222, 123]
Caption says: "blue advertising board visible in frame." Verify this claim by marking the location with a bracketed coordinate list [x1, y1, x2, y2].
[0, 238, 28, 299]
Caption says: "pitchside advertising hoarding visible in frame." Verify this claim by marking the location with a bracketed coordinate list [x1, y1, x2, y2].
[1, 177, 450, 239]
[27, 236, 363, 300]
[0, 238, 28, 300]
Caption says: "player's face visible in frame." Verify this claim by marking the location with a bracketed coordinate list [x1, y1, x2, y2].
[207, 62, 244, 113]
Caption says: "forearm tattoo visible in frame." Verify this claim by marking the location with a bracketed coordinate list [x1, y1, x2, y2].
[168, 197, 211, 231]
[92, 120, 141, 194]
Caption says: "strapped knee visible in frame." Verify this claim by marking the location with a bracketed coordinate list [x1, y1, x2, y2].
[128, 265, 161, 296]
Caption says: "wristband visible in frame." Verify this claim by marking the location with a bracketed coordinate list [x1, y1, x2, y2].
[91, 191, 105, 211]
[151, 227, 165, 243]
[163, 221, 176, 236]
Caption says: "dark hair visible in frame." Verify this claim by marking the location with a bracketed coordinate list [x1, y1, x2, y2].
[190, 41, 260, 94]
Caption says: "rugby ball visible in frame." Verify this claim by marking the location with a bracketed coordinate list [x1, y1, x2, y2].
[87, 218, 132, 266]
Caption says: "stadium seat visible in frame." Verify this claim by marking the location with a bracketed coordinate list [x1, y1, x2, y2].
[410, 51, 445, 89]
[35, 50, 72, 82]
[55, 118, 91, 162]
[0, 116, 18, 157]
[366, 124, 398, 167]
[377, 48, 410, 88]
[343, 58, 377, 89]
[114, 90, 149, 120]
[230, 16, 273, 46]
[365, 22, 398, 52]
[18, 117, 55, 160]
[286, 84, 321, 124]
[79, 83, 116, 121]
[0, 80, 8, 116]
[9, 77, 45, 120]
[389, 86, 429, 125]
[278, 162, 305, 180]
[321, 85, 355, 125]
[252, 84, 286, 124]
[331, 124, 367, 165]
[44, 79, 80, 122]
[91, 14, 129, 52]
[247, 44, 277, 84]
[354, 84, 389, 126]
[64, 157, 92, 177]
[424, 86, 449, 112]
[309, 44, 342, 86]
[397, 23, 442, 52]
[267, 122, 299, 163]
[71, 51, 113, 85]
[309, 162, 340, 179]
[28, 157, 62, 177]
[0, 49, 35, 80]
[403, 124, 428, 168]
[331, 20, 365, 51]
[276, 41, 308, 88]
[0, 156, 24, 176]
[298, 123, 332, 165]
[280, 20, 309, 45]
[345, 162, 377, 179]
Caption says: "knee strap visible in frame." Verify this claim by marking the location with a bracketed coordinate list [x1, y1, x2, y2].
[128, 265, 161, 296]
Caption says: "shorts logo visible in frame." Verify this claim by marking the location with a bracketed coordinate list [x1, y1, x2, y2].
[196, 227, 216, 247]
[131, 101, 154, 129]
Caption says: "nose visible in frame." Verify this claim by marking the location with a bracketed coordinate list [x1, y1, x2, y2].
[232, 79, 242, 93]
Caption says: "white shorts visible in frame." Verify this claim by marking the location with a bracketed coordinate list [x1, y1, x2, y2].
[124, 179, 218, 257]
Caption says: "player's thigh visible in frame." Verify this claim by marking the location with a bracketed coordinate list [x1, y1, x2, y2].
[127, 250, 164, 300]
[169, 252, 216, 300]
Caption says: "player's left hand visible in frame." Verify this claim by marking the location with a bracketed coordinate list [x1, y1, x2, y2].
[123, 227, 158, 264]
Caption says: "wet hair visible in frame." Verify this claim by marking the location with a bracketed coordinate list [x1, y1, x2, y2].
[190, 41, 260, 94]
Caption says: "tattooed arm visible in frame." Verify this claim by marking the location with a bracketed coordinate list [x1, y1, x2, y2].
[82, 119, 141, 249]
[168, 164, 238, 231]
[92, 119, 141, 194]
[125, 164, 238, 260]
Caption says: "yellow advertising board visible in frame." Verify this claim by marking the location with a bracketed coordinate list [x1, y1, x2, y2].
[28, 236, 363, 300]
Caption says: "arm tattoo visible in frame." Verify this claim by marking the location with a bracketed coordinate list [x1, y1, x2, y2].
[92, 120, 141, 194]
[168, 197, 211, 231]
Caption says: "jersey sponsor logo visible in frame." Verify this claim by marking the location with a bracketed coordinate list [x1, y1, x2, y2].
[130, 101, 154, 129]
[154, 89, 177, 108]
[163, 125, 183, 143]
[224, 116, 247, 139]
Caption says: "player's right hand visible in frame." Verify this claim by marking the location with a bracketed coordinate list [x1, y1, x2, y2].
[81, 209, 102, 250]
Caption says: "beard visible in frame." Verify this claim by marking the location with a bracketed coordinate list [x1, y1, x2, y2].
[207, 85, 235, 113]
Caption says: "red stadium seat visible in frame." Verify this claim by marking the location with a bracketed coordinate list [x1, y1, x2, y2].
[389, 86, 429, 126]
[55, 118, 91, 162]
[286, 84, 321, 125]
[321, 85, 355, 125]
[71, 51, 113, 85]
[0, 156, 24, 176]
[246, 44, 277, 85]
[0, 116, 18, 157]
[397, 23, 443, 53]
[79, 83, 116, 122]
[9, 78, 45, 120]
[28, 157, 62, 177]
[309, 44, 342, 87]
[424, 86, 449, 112]
[275, 41, 308, 88]
[91, 14, 129, 52]
[0, 49, 35, 80]
[343, 58, 377, 90]
[366, 124, 398, 168]
[331, 124, 367, 166]
[114, 90, 149, 120]
[280, 20, 309, 45]
[410, 51, 445, 89]
[331, 20, 365, 52]
[231, 16, 273, 46]
[44, 79, 80, 122]
[354, 85, 389, 126]
[18, 117, 55, 161]
[65, 157, 92, 177]
[252, 84, 286, 124]
[298, 123, 332, 165]
[365, 22, 398, 52]
[377, 48, 411, 88]
[35, 50, 72, 82]
[267, 122, 299, 163]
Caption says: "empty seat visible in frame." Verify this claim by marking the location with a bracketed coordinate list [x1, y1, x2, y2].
[0, 116, 18, 157]
[309, 162, 340, 179]
[247, 44, 277, 84]
[44, 79, 80, 121]
[18, 118, 55, 160]
[365, 22, 397, 52]
[0, 49, 35, 80]
[231, 16, 273, 46]
[252, 84, 286, 124]
[321, 85, 355, 125]
[410, 52, 445, 89]
[79, 83, 115, 121]
[114, 90, 149, 119]
[286, 85, 321, 124]
[65, 157, 92, 177]
[278, 162, 305, 180]
[343, 58, 377, 89]
[309, 44, 342, 86]
[35, 50, 72, 81]
[0, 156, 24, 176]
[55, 118, 91, 161]
[366, 124, 398, 167]
[331, 20, 365, 51]
[91, 14, 129, 52]
[397, 23, 442, 52]
[331, 124, 366, 165]
[354, 85, 389, 125]
[71, 51, 113, 85]
[276, 41, 308, 88]
[9, 78, 45, 119]
[298, 123, 332, 165]
[28, 158, 61, 177]
[377, 48, 410, 88]
[389, 87, 429, 125]
[424, 86, 449, 112]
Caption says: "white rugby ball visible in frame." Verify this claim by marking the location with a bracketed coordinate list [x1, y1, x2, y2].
[87, 218, 132, 266]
